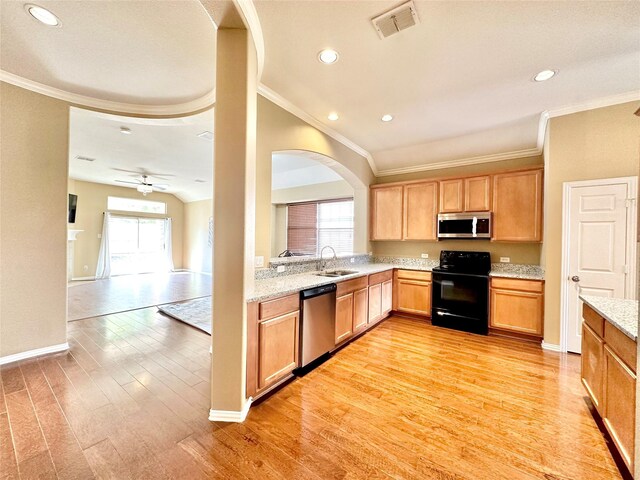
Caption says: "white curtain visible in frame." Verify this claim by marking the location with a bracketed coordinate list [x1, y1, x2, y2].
[95, 213, 111, 279]
[164, 218, 175, 272]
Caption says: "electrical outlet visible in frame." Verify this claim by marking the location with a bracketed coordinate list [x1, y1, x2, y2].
[350, 257, 355, 263]
[254, 256, 264, 268]
[421, 253, 429, 259]
[500, 257, 511, 263]
[276, 265, 286, 273]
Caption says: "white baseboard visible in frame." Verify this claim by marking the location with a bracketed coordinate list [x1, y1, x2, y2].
[70, 276, 96, 281]
[0, 342, 69, 366]
[541, 341, 563, 352]
[209, 397, 253, 423]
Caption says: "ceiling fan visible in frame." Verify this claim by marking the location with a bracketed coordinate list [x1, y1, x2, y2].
[115, 174, 169, 196]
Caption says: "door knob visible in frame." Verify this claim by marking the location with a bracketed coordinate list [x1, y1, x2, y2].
[571, 275, 580, 282]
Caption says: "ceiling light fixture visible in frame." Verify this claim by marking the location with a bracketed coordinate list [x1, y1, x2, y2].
[25, 4, 60, 26]
[327, 112, 339, 121]
[318, 49, 339, 64]
[136, 184, 153, 195]
[120, 126, 132, 135]
[381, 114, 394, 122]
[533, 69, 557, 82]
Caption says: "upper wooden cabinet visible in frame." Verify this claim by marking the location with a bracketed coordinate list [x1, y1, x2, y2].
[370, 185, 403, 240]
[492, 169, 543, 242]
[403, 182, 438, 240]
[439, 179, 464, 213]
[465, 176, 491, 212]
[371, 182, 437, 241]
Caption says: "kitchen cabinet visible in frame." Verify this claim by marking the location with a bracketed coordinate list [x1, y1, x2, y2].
[492, 168, 543, 242]
[353, 287, 369, 332]
[439, 179, 464, 213]
[382, 280, 393, 315]
[368, 270, 393, 324]
[247, 294, 300, 398]
[368, 283, 382, 323]
[403, 182, 438, 240]
[394, 270, 432, 316]
[370, 185, 403, 240]
[490, 278, 544, 337]
[464, 176, 491, 212]
[335, 293, 354, 344]
[581, 303, 637, 474]
[336, 277, 370, 345]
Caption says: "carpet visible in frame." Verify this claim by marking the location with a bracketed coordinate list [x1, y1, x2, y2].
[157, 296, 211, 334]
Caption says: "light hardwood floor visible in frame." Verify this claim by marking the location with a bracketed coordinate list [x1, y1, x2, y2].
[1, 311, 624, 479]
[67, 272, 212, 321]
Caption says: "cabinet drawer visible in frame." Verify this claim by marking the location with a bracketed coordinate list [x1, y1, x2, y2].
[336, 276, 368, 297]
[369, 269, 392, 285]
[490, 277, 543, 293]
[604, 321, 636, 373]
[396, 269, 432, 282]
[259, 294, 299, 321]
[582, 304, 605, 337]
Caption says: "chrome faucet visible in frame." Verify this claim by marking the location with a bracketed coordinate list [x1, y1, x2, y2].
[318, 245, 337, 271]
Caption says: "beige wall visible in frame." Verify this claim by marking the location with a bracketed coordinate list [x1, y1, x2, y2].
[0, 82, 69, 357]
[543, 101, 640, 345]
[67, 180, 184, 278]
[183, 199, 213, 274]
[371, 156, 544, 263]
[255, 96, 374, 260]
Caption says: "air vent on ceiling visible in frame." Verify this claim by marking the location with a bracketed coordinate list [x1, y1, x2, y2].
[75, 155, 95, 162]
[371, 1, 419, 39]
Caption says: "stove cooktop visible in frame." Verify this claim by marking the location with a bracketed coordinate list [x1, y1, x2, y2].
[433, 250, 491, 276]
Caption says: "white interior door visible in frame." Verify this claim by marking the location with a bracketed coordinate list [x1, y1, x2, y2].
[565, 181, 634, 353]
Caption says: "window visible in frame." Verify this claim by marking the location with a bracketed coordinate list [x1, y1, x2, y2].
[107, 196, 166, 214]
[287, 199, 354, 255]
[109, 216, 168, 275]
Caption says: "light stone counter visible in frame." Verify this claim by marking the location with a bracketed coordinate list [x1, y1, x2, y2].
[580, 295, 638, 341]
[489, 264, 544, 280]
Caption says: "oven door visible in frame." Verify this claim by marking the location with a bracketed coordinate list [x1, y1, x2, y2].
[431, 271, 489, 334]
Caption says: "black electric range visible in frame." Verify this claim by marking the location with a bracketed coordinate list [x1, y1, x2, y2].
[431, 251, 491, 335]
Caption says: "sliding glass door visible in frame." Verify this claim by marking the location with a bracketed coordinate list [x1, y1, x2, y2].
[109, 216, 169, 276]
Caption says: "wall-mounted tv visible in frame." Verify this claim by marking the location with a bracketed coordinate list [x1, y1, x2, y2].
[68, 194, 78, 224]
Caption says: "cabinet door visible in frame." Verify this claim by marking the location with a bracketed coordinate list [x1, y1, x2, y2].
[439, 179, 464, 213]
[403, 182, 438, 240]
[370, 186, 403, 240]
[382, 280, 393, 315]
[492, 169, 543, 241]
[396, 279, 431, 316]
[490, 288, 543, 336]
[353, 287, 368, 332]
[335, 293, 354, 344]
[368, 283, 382, 323]
[464, 176, 491, 212]
[581, 323, 605, 414]
[258, 311, 299, 390]
[604, 345, 636, 472]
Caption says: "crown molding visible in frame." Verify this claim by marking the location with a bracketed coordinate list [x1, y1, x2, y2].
[257, 84, 378, 175]
[376, 148, 542, 177]
[0, 70, 215, 116]
[233, 0, 265, 81]
[546, 90, 640, 118]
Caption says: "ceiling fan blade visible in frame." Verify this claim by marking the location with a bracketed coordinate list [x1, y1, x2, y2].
[115, 180, 141, 185]
[153, 185, 169, 191]
[146, 173, 175, 179]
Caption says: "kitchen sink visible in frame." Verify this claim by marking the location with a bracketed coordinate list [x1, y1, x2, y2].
[314, 269, 359, 278]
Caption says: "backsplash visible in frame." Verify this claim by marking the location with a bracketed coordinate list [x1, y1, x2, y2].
[373, 256, 439, 269]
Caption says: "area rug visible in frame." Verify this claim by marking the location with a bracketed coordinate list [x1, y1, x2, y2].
[157, 296, 211, 334]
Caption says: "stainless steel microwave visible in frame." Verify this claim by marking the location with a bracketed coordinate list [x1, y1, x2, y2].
[437, 212, 491, 239]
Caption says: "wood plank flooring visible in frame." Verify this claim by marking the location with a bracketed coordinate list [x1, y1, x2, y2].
[1, 310, 624, 479]
[67, 272, 212, 321]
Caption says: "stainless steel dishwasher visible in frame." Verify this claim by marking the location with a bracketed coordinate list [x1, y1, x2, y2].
[299, 283, 337, 368]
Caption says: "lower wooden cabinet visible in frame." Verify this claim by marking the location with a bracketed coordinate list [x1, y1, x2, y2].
[581, 303, 637, 474]
[368, 270, 393, 325]
[382, 280, 392, 316]
[335, 293, 354, 344]
[258, 311, 299, 390]
[394, 270, 432, 316]
[581, 324, 604, 414]
[490, 278, 544, 337]
[353, 288, 368, 332]
[368, 283, 382, 323]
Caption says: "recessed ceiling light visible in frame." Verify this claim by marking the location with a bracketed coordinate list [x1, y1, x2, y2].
[25, 4, 60, 26]
[327, 112, 339, 121]
[533, 69, 557, 82]
[120, 127, 132, 135]
[381, 114, 394, 122]
[318, 49, 339, 64]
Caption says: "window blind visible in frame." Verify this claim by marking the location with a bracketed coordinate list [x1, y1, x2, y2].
[287, 198, 354, 255]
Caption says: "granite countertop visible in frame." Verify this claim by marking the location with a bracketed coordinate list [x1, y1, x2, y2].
[489, 264, 544, 280]
[580, 295, 638, 341]
[247, 263, 399, 303]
